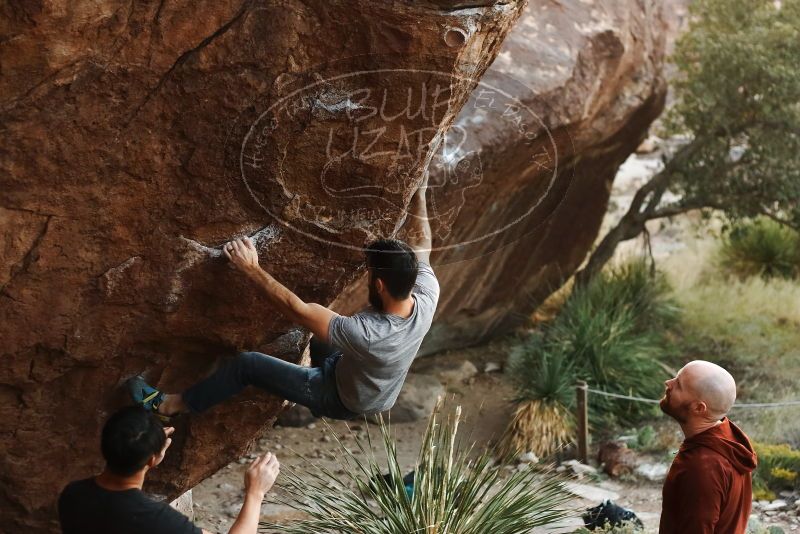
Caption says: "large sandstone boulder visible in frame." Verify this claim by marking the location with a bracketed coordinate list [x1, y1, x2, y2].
[0, 1, 524, 530]
[335, 0, 676, 354]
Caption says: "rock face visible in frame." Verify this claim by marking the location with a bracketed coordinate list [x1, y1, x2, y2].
[334, 0, 674, 355]
[0, 1, 524, 530]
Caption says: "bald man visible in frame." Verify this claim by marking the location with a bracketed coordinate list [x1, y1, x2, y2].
[659, 360, 757, 534]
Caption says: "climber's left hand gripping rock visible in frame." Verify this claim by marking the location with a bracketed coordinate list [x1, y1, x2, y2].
[224, 237, 260, 275]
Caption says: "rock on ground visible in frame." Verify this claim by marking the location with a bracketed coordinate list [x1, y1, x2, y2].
[414, 358, 479, 385]
[636, 462, 669, 482]
[276, 404, 318, 428]
[0, 1, 525, 530]
[168, 490, 195, 521]
[383, 373, 446, 423]
[333, 0, 680, 355]
[599, 441, 640, 478]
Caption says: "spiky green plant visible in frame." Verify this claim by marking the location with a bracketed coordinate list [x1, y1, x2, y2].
[259, 403, 574, 534]
[507, 335, 575, 408]
[549, 273, 667, 424]
[510, 261, 671, 427]
[500, 338, 576, 458]
[719, 217, 800, 280]
[584, 261, 680, 331]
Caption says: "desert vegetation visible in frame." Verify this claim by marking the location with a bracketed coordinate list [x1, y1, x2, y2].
[261, 403, 572, 534]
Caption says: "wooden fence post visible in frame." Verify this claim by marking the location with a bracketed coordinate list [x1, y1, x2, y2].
[576, 381, 589, 464]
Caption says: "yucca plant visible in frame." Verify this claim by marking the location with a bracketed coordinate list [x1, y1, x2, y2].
[499, 336, 575, 458]
[584, 261, 680, 331]
[259, 402, 574, 534]
[501, 261, 673, 453]
[550, 280, 665, 424]
[509, 261, 670, 429]
[719, 217, 800, 280]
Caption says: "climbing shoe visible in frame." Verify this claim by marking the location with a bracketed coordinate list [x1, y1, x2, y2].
[125, 375, 171, 423]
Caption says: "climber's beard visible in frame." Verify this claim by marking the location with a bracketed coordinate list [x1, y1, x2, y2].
[368, 277, 384, 312]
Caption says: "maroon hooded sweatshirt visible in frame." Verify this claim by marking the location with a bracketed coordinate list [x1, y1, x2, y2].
[660, 418, 758, 534]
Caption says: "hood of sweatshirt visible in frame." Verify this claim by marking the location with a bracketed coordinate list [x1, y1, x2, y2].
[681, 418, 758, 474]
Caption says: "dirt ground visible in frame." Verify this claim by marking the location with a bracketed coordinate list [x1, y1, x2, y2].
[190, 338, 796, 533]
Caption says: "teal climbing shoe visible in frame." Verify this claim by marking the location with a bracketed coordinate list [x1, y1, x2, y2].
[125, 375, 170, 423]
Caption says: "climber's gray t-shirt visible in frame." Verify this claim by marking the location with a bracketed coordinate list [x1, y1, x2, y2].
[328, 262, 439, 415]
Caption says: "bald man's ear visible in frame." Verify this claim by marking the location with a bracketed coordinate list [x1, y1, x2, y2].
[692, 400, 709, 417]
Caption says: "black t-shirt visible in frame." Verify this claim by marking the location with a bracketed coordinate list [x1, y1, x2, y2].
[58, 478, 202, 534]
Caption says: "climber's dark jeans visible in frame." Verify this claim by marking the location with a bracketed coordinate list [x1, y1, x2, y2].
[182, 338, 359, 420]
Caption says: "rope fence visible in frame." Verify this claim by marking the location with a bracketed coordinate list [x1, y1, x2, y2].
[574, 381, 800, 463]
[584, 387, 800, 409]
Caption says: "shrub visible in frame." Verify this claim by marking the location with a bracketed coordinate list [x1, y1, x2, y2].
[548, 263, 671, 423]
[500, 341, 575, 457]
[628, 426, 657, 451]
[507, 335, 575, 408]
[718, 218, 800, 280]
[752, 442, 800, 500]
[582, 261, 680, 332]
[504, 261, 672, 453]
[261, 402, 574, 534]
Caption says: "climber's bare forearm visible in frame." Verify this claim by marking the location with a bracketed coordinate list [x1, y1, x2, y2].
[406, 188, 432, 264]
[243, 266, 337, 342]
[223, 237, 336, 340]
[242, 266, 296, 315]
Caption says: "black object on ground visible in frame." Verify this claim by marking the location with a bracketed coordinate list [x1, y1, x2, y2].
[582, 500, 644, 530]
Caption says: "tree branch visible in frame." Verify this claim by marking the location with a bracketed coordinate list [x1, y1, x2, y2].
[573, 138, 706, 286]
[760, 211, 800, 232]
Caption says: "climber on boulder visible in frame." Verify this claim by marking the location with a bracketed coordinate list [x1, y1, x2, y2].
[127, 181, 438, 420]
